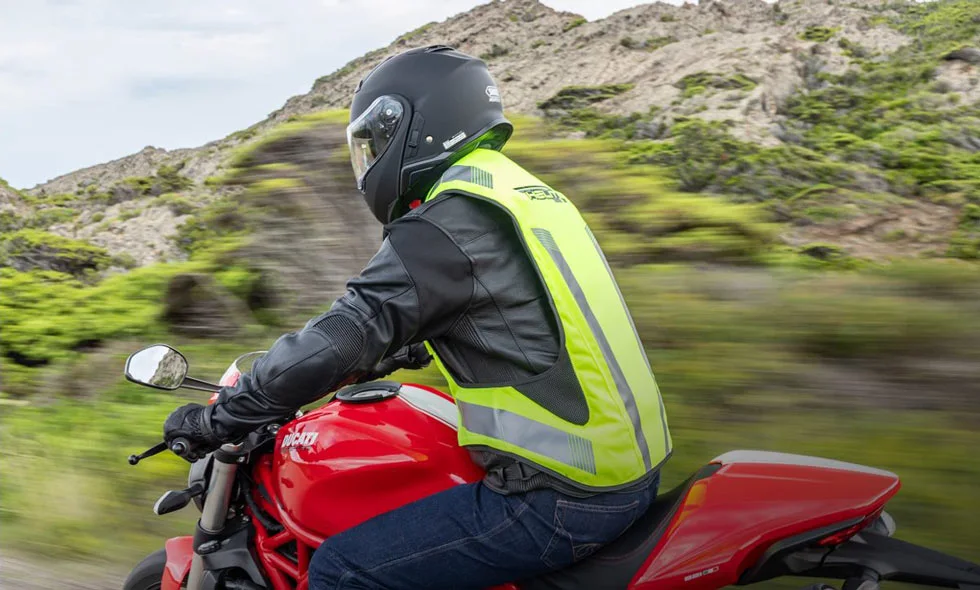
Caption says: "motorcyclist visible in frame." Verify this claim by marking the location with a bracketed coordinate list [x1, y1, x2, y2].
[163, 45, 672, 589]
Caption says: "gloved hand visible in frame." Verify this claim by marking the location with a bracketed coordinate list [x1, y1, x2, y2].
[356, 343, 432, 384]
[163, 403, 223, 462]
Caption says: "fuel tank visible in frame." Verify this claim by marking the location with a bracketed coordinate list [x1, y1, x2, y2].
[272, 382, 484, 538]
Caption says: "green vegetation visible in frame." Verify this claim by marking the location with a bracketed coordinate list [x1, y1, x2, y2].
[77, 163, 196, 207]
[0, 230, 111, 277]
[503, 120, 776, 265]
[645, 35, 678, 51]
[24, 206, 79, 228]
[838, 37, 872, 59]
[536, 85, 651, 139]
[799, 26, 840, 42]
[148, 192, 196, 216]
[537, 84, 634, 111]
[479, 43, 510, 60]
[675, 72, 757, 98]
[621, 36, 678, 51]
[563, 17, 587, 32]
[226, 109, 349, 169]
[948, 203, 980, 258]
[395, 22, 433, 44]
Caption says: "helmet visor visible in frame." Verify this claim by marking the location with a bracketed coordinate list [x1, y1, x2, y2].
[347, 95, 405, 190]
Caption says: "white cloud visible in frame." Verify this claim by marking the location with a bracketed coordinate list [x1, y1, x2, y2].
[0, 0, 686, 188]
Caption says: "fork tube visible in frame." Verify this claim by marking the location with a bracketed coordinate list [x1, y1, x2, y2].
[186, 443, 242, 590]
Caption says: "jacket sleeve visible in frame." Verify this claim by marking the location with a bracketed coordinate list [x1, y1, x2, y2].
[207, 216, 473, 442]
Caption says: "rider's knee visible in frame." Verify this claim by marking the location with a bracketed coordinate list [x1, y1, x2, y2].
[308, 544, 348, 589]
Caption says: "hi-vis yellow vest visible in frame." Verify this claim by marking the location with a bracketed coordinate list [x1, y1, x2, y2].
[423, 148, 671, 489]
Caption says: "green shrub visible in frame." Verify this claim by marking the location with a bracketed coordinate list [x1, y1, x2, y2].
[675, 72, 756, 98]
[116, 208, 142, 222]
[947, 204, 980, 259]
[620, 36, 642, 49]
[663, 119, 757, 192]
[563, 17, 586, 32]
[173, 198, 249, 255]
[479, 44, 509, 60]
[838, 37, 872, 59]
[538, 84, 634, 111]
[0, 230, 111, 276]
[800, 26, 840, 42]
[149, 193, 196, 216]
[26, 206, 78, 228]
[155, 164, 194, 193]
[646, 36, 678, 51]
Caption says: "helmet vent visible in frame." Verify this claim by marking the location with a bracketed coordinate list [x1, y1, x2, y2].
[424, 45, 456, 53]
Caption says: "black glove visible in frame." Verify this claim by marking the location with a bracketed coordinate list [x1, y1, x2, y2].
[163, 403, 223, 462]
[355, 343, 432, 384]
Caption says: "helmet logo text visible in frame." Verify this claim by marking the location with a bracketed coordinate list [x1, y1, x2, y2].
[485, 86, 501, 103]
[442, 131, 468, 150]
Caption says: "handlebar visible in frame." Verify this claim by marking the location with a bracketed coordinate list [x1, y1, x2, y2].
[170, 437, 191, 457]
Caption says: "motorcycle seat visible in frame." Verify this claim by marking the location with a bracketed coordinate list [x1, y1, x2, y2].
[521, 465, 719, 590]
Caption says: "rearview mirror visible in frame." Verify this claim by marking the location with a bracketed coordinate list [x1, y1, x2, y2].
[125, 345, 189, 390]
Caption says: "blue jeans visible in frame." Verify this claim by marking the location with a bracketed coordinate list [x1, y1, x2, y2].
[308, 473, 659, 590]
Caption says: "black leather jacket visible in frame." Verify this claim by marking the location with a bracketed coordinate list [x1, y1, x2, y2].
[209, 193, 592, 495]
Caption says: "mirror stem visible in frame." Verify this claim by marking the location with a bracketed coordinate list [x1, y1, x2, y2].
[181, 376, 220, 392]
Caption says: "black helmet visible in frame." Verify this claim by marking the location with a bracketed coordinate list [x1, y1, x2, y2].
[347, 46, 513, 224]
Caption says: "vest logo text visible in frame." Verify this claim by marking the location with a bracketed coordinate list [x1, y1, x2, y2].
[515, 185, 568, 203]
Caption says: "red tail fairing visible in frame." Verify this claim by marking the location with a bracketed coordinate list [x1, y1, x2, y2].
[629, 451, 900, 589]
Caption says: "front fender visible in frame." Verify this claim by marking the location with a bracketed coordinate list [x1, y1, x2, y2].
[162, 536, 194, 590]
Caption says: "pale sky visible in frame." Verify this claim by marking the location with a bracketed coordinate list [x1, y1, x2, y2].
[0, 0, 690, 189]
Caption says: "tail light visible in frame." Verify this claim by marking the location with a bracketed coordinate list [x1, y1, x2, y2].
[817, 508, 884, 547]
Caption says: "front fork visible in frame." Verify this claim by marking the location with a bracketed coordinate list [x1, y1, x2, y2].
[186, 442, 243, 590]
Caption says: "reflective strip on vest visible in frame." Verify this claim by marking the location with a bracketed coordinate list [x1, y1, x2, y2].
[585, 226, 671, 455]
[457, 399, 597, 475]
[531, 227, 654, 471]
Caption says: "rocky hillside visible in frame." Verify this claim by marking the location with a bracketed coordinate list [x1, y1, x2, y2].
[31, 0, 920, 193]
[17, 0, 962, 267]
[275, 0, 910, 144]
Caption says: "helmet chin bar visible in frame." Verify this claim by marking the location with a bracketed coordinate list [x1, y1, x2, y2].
[354, 96, 414, 224]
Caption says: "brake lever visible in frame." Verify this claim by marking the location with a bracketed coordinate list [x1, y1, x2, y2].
[128, 437, 194, 465]
[128, 441, 168, 465]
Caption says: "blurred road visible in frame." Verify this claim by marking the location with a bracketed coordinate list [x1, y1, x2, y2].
[0, 550, 125, 589]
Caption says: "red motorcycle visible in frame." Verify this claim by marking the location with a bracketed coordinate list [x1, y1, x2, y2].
[122, 344, 980, 590]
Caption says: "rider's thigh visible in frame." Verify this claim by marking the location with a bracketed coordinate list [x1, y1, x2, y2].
[308, 481, 563, 590]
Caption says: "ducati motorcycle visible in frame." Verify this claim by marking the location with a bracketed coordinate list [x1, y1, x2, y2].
[121, 344, 980, 590]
